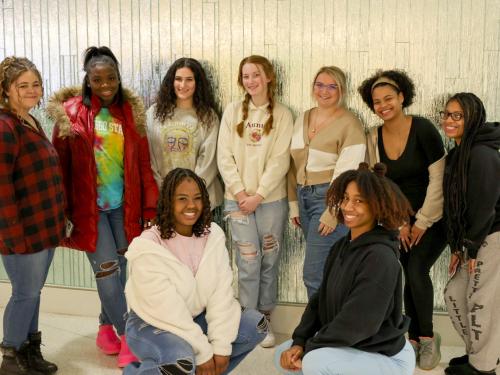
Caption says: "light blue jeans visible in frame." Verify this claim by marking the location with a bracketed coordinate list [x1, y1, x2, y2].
[1, 249, 54, 349]
[224, 198, 288, 311]
[124, 309, 267, 374]
[274, 339, 415, 375]
[86, 206, 128, 335]
[297, 183, 348, 299]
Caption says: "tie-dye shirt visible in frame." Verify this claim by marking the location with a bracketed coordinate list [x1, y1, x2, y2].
[94, 108, 124, 210]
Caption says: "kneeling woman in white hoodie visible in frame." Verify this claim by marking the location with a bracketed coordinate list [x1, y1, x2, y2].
[124, 168, 267, 375]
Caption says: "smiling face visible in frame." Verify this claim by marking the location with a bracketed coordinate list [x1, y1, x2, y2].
[172, 177, 203, 236]
[241, 63, 270, 104]
[87, 63, 120, 106]
[441, 100, 465, 145]
[313, 72, 341, 108]
[341, 181, 375, 240]
[6, 70, 43, 115]
[372, 84, 404, 122]
[174, 67, 196, 105]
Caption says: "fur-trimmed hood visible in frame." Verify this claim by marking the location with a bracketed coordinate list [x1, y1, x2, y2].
[46, 86, 146, 138]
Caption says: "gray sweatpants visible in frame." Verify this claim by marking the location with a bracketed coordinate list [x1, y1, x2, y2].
[444, 231, 500, 372]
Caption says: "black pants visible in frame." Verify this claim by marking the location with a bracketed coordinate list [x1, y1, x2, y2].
[400, 218, 447, 340]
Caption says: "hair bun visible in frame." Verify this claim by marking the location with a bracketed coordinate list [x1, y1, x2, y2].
[358, 162, 370, 171]
[373, 162, 387, 177]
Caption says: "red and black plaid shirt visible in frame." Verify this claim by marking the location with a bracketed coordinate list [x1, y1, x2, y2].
[0, 110, 65, 255]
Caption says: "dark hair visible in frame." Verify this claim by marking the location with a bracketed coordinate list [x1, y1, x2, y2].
[81, 46, 124, 106]
[154, 57, 217, 129]
[0, 56, 43, 111]
[443, 92, 487, 251]
[236, 55, 276, 137]
[326, 162, 413, 230]
[156, 168, 212, 239]
[357, 69, 415, 112]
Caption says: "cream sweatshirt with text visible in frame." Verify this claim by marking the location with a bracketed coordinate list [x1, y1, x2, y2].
[217, 100, 293, 203]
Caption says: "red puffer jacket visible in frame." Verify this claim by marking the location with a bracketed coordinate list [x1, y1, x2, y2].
[48, 87, 159, 252]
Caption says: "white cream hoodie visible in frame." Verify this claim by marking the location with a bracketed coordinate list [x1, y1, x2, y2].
[125, 222, 241, 365]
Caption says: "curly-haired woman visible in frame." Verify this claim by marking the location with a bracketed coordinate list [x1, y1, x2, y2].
[147, 57, 223, 209]
[358, 70, 447, 370]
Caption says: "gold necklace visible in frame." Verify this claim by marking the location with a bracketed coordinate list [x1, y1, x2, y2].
[310, 107, 338, 134]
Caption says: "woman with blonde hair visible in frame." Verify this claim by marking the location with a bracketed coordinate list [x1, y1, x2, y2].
[288, 66, 366, 298]
[217, 55, 293, 348]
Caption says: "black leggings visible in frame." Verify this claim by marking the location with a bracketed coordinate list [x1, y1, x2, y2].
[400, 218, 447, 340]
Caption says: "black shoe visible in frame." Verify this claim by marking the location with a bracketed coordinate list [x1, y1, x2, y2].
[445, 363, 496, 375]
[449, 354, 469, 366]
[0, 342, 43, 375]
[27, 332, 57, 374]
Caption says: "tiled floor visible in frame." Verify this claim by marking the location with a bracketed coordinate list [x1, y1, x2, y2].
[0, 309, 464, 374]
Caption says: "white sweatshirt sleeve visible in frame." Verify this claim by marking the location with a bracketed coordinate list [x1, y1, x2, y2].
[255, 108, 294, 199]
[145, 106, 164, 189]
[195, 112, 220, 189]
[204, 229, 241, 356]
[217, 102, 246, 196]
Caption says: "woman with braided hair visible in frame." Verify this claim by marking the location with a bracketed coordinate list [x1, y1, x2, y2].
[217, 55, 293, 348]
[47, 46, 158, 367]
[441, 93, 500, 375]
[0, 57, 65, 374]
[275, 163, 415, 375]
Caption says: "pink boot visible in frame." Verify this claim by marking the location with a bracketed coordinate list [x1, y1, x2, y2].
[96, 325, 121, 355]
[117, 335, 138, 368]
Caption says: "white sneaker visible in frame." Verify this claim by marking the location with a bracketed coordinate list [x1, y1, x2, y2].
[260, 322, 275, 348]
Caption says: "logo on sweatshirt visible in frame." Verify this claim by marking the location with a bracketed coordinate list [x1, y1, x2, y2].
[246, 122, 264, 144]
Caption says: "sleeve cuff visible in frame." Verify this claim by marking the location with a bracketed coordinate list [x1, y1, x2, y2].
[256, 187, 268, 200]
[229, 182, 245, 197]
[212, 343, 233, 357]
[289, 201, 299, 219]
[319, 209, 337, 228]
[195, 346, 214, 366]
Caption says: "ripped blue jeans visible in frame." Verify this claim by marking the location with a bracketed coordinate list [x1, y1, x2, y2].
[124, 309, 267, 374]
[224, 198, 288, 311]
[86, 206, 128, 335]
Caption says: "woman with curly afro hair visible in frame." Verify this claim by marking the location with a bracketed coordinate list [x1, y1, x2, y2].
[358, 69, 447, 370]
[124, 168, 267, 374]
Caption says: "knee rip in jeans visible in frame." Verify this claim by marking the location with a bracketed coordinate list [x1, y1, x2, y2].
[236, 242, 257, 260]
[158, 358, 193, 375]
[117, 248, 127, 256]
[256, 315, 269, 334]
[263, 234, 278, 254]
[225, 210, 249, 225]
[95, 260, 119, 278]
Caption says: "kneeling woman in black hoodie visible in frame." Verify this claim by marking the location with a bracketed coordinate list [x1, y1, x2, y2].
[275, 163, 415, 375]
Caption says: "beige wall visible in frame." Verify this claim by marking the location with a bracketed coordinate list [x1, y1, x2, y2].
[1, 0, 499, 307]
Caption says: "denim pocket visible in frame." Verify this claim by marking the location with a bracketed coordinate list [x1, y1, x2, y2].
[311, 183, 330, 199]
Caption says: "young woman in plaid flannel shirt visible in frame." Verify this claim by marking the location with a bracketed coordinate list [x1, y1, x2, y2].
[0, 57, 65, 375]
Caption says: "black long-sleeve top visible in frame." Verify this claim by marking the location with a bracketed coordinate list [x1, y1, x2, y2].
[292, 226, 410, 356]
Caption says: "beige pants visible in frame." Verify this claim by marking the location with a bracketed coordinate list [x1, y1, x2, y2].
[444, 231, 500, 371]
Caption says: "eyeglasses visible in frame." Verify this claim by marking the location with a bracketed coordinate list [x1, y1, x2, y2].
[439, 111, 464, 121]
[314, 82, 338, 92]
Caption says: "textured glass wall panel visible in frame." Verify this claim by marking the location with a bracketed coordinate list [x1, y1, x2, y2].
[1, 0, 499, 312]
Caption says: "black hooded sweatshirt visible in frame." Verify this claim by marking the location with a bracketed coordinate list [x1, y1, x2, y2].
[444, 122, 500, 258]
[292, 226, 410, 356]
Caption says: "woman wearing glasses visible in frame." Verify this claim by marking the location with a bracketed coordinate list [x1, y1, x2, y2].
[441, 93, 500, 375]
[358, 70, 447, 371]
[288, 66, 366, 299]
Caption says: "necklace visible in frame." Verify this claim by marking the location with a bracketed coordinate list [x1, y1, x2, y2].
[309, 107, 339, 135]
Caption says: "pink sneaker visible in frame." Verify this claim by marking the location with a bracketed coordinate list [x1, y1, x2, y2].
[117, 335, 138, 368]
[96, 325, 121, 355]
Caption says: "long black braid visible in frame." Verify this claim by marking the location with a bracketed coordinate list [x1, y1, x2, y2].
[443, 92, 486, 252]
